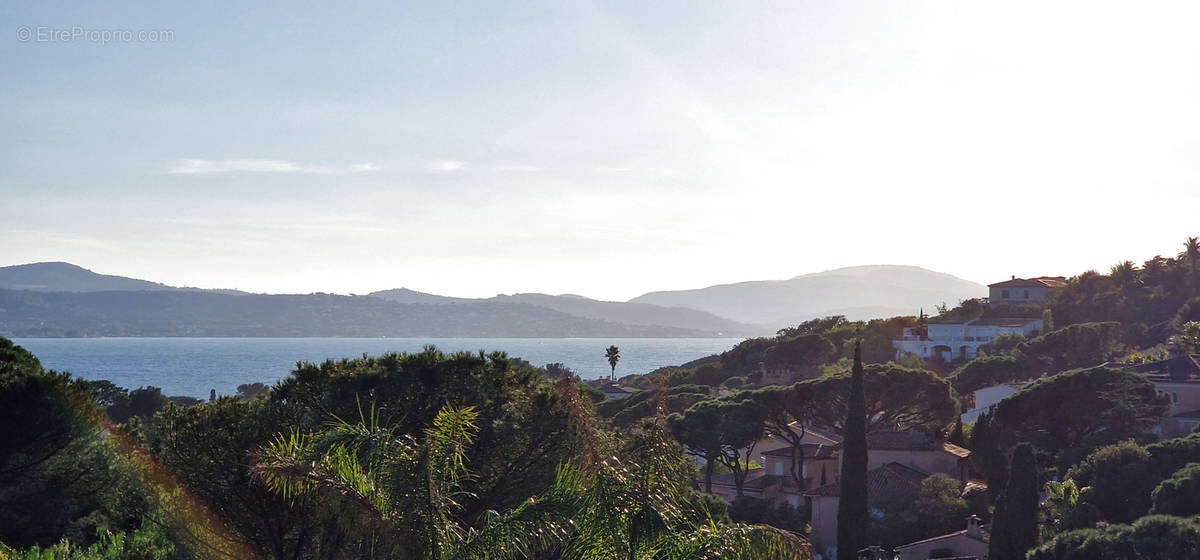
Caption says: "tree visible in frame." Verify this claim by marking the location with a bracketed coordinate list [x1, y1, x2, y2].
[1150, 462, 1200, 516]
[270, 347, 580, 523]
[949, 356, 1031, 396]
[151, 396, 329, 559]
[1065, 440, 1156, 524]
[763, 334, 836, 374]
[745, 383, 817, 490]
[235, 382, 270, 400]
[257, 405, 810, 560]
[1014, 322, 1123, 374]
[948, 418, 965, 447]
[807, 363, 958, 435]
[605, 345, 620, 383]
[989, 443, 1039, 560]
[1028, 515, 1200, 560]
[670, 398, 768, 497]
[836, 341, 868, 560]
[1183, 236, 1200, 274]
[983, 367, 1170, 472]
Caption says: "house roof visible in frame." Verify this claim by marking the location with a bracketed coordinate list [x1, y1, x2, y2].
[600, 384, 637, 394]
[893, 528, 989, 551]
[968, 317, 1041, 328]
[1173, 409, 1200, 420]
[803, 462, 928, 498]
[988, 276, 1067, 289]
[866, 431, 971, 458]
[1126, 355, 1200, 384]
[709, 468, 792, 491]
[763, 443, 838, 459]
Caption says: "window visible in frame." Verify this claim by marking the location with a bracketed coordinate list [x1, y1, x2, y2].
[1023, 289, 1030, 299]
[1002, 289, 1010, 298]
[774, 461, 783, 475]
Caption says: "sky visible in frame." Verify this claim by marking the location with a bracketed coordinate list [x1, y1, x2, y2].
[2, 1, 1199, 301]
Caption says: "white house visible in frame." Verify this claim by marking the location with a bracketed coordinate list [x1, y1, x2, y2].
[894, 317, 1042, 363]
[960, 384, 1023, 424]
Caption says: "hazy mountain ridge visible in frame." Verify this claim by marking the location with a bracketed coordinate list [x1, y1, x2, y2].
[0, 289, 716, 338]
[0, 262, 985, 337]
[368, 290, 753, 334]
[629, 265, 986, 325]
[0, 262, 246, 295]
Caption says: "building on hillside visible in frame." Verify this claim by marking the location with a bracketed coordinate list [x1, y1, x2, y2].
[987, 276, 1067, 306]
[805, 462, 929, 559]
[798, 431, 974, 558]
[599, 384, 638, 400]
[894, 317, 1042, 364]
[892, 515, 989, 560]
[710, 428, 975, 558]
[1125, 354, 1200, 438]
[709, 443, 839, 506]
[960, 384, 1024, 424]
[865, 431, 972, 482]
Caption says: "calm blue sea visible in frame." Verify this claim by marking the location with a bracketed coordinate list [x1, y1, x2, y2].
[11, 338, 740, 399]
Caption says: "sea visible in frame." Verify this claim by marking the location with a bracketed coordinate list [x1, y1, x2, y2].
[11, 337, 742, 399]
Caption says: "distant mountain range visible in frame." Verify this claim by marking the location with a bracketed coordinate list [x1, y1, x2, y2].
[629, 265, 986, 325]
[0, 262, 985, 338]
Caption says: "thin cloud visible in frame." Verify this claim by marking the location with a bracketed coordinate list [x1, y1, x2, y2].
[166, 159, 380, 175]
[497, 164, 542, 172]
[426, 159, 466, 173]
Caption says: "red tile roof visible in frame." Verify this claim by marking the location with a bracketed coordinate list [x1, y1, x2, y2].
[803, 462, 928, 498]
[866, 431, 971, 458]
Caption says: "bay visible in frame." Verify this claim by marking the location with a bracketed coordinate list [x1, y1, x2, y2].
[11, 337, 741, 399]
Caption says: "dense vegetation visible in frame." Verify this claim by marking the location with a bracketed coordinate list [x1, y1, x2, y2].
[7, 236, 1200, 558]
[0, 338, 810, 559]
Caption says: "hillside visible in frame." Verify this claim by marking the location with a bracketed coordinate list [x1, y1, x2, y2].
[629, 265, 985, 327]
[368, 290, 754, 335]
[0, 289, 717, 338]
[0, 262, 245, 295]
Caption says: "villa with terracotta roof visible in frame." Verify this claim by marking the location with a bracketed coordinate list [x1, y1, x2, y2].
[987, 275, 1067, 306]
[893, 276, 1061, 364]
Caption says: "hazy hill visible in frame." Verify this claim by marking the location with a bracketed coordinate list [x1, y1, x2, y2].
[491, 293, 750, 334]
[629, 265, 986, 327]
[0, 262, 245, 295]
[368, 288, 474, 305]
[0, 289, 717, 338]
[367, 290, 754, 335]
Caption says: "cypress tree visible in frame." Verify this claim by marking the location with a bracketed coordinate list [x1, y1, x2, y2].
[988, 442, 1039, 560]
[836, 341, 869, 560]
[948, 417, 965, 447]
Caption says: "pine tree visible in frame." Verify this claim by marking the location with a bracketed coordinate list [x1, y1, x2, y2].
[836, 340, 869, 560]
[988, 442, 1039, 560]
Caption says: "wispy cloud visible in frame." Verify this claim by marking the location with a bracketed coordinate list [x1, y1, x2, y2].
[497, 164, 542, 173]
[426, 159, 466, 173]
[166, 159, 380, 175]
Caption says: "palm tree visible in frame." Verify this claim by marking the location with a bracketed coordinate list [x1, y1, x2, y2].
[1184, 237, 1200, 274]
[605, 346, 621, 383]
[255, 405, 482, 559]
[255, 395, 811, 560]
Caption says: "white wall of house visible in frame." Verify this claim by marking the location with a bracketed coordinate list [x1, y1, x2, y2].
[990, 285, 1050, 303]
[894, 319, 1041, 362]
[962, 384, 1021, 423]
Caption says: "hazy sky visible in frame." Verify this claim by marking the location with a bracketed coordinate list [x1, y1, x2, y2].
[3, 1, 1199, 301]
